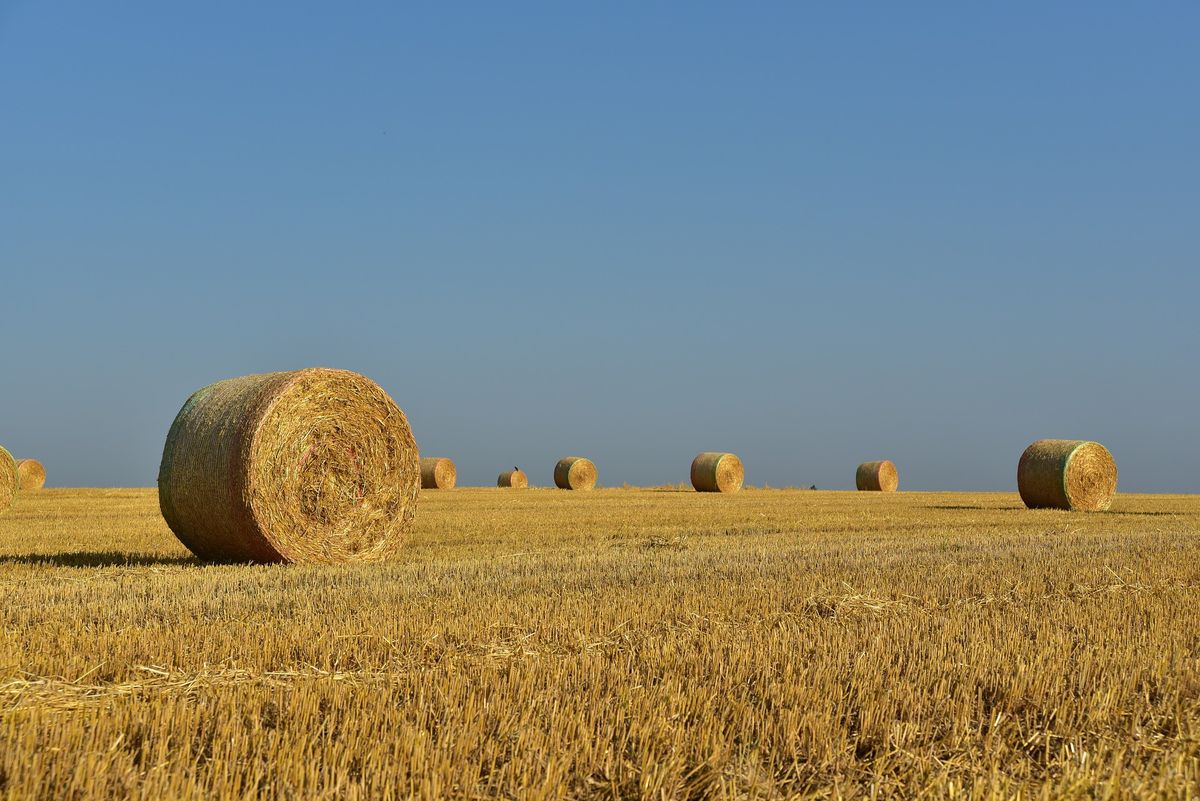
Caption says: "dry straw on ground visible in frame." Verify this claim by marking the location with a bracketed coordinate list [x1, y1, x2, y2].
[158, 368, 420, 563]
[420, 457, 457, 490]
[690, 452, 744, 493]
[0, 446, 15, 511]
[1018, 439, 1117, 511]
[856, 460, 898, 492]
[554, 456, 597, 490]
[15, 459, 46, 491]
[4, 488, 1200, 797]
[498, 468, 528, 488]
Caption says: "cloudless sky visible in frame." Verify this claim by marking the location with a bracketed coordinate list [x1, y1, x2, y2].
[1, 2, 1197, 491]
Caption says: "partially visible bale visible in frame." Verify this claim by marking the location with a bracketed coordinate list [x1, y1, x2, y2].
[554, 457, 597, 490]
[856, 460, 898, 492]
[1017, 439, 1117, 511]
[0, 446, 15, 511]
[158, 368, 420, 564]
[420, 457, 457, 490]
[498, 468, 528, 488]
[691, 452, 744, 493]
[16, 459, 46, 491]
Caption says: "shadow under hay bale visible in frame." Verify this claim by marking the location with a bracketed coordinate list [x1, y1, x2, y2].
[158, 368, 420, 564]
[420, 457, 457, 490]
[856, 460, 898, 492]
[0, 551, 199, 568]
[1017, 439, 1117, 511]
[690, 452, 744, 493]
[554, 457, 597, 490]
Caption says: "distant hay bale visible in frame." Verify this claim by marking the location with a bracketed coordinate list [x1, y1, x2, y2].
[691, 452, 744, 493]
[420, 457, 457, 490]
[856, 460, 898, 492]
[498, 468, 528, 488]
[158, 368, 420, 564]
[1017, 439, 1117, 511]
[0, 446, 15, 511]
[554, 456, 597, 490]
[15, 459, 46, 491]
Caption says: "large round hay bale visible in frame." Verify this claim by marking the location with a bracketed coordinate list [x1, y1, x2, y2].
[0, 446, 15, 511]
[691, 452, 744, 493]
[420, 457, 457, 489]
[158, 368, 420, 563]
[554, 456, 597, 490]
[15, 459, 46, 491]
[1017, 439, 1117, 511]
[856, 460, 898, 492]
[498, 468, 528, 488]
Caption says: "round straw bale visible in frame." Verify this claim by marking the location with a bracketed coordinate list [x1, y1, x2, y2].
[1017, 439, 1117, 511]
[158, 368, 420, 564]
[691, 452, 744, 493]
[856, 460, 898, 492]
[0, 446, 15, 511]
[498, 468, 528, 488]
[420, 457, 457, 490]
[554, 456, 597, 490]
[15, 459, 46, 491]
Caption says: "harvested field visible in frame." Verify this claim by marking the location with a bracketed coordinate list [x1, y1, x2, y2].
[2, 487, 1200, 799]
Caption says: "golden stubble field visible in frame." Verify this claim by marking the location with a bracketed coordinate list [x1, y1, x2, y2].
[2, 487, 1199, 800]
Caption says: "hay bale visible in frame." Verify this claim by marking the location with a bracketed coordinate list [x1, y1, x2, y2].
[0, 446, 15, 511]
[15, 459, 46, 491]
[420, 457, 457, 490]
[554, 456, 597, 490]
[856, 460, 898, 492]
[498, 468, 528, 488]
[158, 368, 420, 563]
[1017, 439, 1117, 511]
[690, 452, 744, 493]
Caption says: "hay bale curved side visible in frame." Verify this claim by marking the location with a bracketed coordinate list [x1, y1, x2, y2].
[498, 469, 528, 488]
[1017, 439, 1117, 511]
[0, 446, 15, 511]
[158, 368, 420, 563]
[420, 457, 457, 489]
[15, 459, 47, 491]
[691, 452, 744, 493]
[856, 460, 898, 492]
[554, 457, 597, 490]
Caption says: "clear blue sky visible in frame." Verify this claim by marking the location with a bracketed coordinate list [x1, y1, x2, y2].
[2, 3, 1196, 491]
